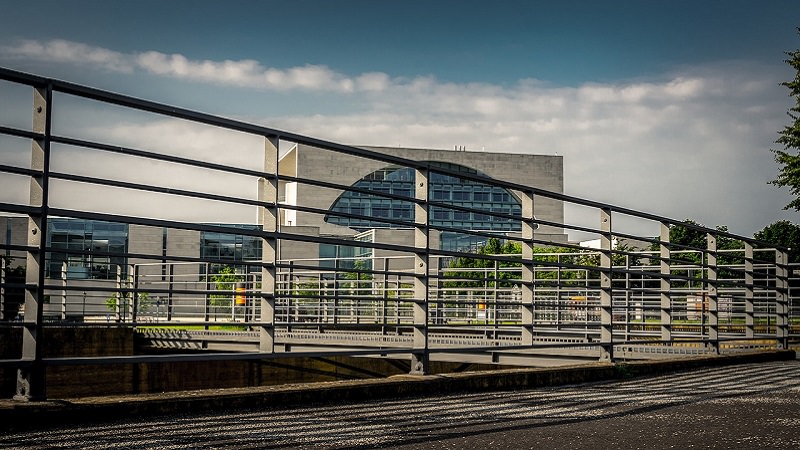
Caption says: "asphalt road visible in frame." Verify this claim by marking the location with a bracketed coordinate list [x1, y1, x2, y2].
[2, 360, 799, 449]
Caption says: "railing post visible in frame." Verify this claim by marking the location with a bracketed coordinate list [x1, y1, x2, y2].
[659, 222, 672, 342]
[115, 264, 123, 322]
[556, 253, 562, 330]
[167, 263, 174, 321]
[410, 167, 429, 374]
[381, 257, 389, 334]
[706, 232, 719, 353]
[60, 262, 67, 320]
[491, 260, 499, 333]
[0, 257, 5, 321]
[132, 265, 139, 324]
[744, 242, 754, 339]
[257, 135, 279, 353]
[288, 260, 295, 328]
[520, 191, 535, 346]
[599, 208, 613, 362]
[624, 253, 631, 342]
[204, 263, 211, 327]
[15, 82, 52, 401]
[775, 250, 790, 349]
[333, 270, 340, 326]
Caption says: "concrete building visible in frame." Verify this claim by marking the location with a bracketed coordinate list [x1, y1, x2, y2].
[278, 145, 564, 265]
[2, 145, 565, 278]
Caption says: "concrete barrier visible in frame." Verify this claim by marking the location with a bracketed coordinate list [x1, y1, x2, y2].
[1, 350, 794, 432]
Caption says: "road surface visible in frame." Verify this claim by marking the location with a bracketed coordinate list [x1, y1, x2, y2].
[3, 360, 799, 449]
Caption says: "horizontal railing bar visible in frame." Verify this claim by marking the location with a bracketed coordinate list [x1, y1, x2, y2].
[0, 124, 42, 140]
[50, 171, 273, 209]
[0, 163, 39, 178]
[3, 66, 788, 252]
[0, 202, 39, 215]
[280, 174, 425, 205]
[51, 135, 277, 181]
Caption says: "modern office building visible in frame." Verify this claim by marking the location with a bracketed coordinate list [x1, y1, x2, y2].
[1, 145, 565, 279]
[278, 145, 564, 265]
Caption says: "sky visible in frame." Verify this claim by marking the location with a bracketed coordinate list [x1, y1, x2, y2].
[0, 0, 799, 240]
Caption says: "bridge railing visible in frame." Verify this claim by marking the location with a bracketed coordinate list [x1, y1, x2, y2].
[0, 66, 794, 400]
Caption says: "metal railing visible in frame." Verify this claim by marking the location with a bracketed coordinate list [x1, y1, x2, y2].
[0, 67, 794, 400]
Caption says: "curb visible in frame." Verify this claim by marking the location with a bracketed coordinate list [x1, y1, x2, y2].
[1, 350, 795, 432]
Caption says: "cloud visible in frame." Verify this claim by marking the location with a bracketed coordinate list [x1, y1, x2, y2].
[1, 39, 794, 237]
[1, 39, 393, 93]
[263, 62, 793, 237]
[2, 39, 134, 73]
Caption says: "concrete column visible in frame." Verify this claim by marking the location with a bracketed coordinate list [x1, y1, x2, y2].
[520, 191, 535, 346]
[410, 167, 429, 374]
[744, 243, 754, 339]
[599, 208, 613, 362]
[775, 250, 790, 349]
[258, 136, 279, 353]
[659, 222, 672, 342]
[706, 233, 719, 353]
[15, 84, 52, 402]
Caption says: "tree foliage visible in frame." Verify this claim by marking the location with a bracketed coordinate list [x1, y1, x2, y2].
[210, 265, 243, 309]
[771, 29, 800, 210]
[648, 220, 742, 264]
[444, 238, 522, 289]
[754, 220, 800, 263]
[444, 238, 635, 290]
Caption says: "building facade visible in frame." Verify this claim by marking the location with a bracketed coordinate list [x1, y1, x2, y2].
[2, 146, 565, 278]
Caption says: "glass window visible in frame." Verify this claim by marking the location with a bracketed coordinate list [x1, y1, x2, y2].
[432, 190, 449, 200]
[433, 208, 452, 221]
[453, 211, 470, 221]
[46, 218, 129, 280]
[324, 162, 521, 244]
[473, 190, 490, 201]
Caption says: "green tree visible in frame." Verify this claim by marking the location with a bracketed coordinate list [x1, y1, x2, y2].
[209, 265, 243, 313]
[771, 29, 800, 210]
[649, 220, 742, 263]
[444, 238, 522, 289]
[649, 219, 705, 262]
[444, 238, 631, 289]
[106, 292, 151, 317]
[754, 220, 800, 263]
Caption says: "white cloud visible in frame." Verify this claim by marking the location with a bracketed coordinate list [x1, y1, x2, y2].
[3, 39, 134, 73]
[1, 39, 394, 93]
[263, 62, 793, 237]
[1, 39, 794, 237]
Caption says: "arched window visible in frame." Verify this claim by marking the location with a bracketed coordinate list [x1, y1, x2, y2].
[325, 162, 521, 250]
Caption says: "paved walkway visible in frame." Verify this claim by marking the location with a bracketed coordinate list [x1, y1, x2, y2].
[2, 360, 799, 449]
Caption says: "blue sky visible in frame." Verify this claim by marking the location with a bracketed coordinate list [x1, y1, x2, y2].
[1, 0, 799, 238]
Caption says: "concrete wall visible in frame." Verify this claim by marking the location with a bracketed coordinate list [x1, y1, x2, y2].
[284, 144, 565, 240]
[278, 225, 320, 262]
[368, 228, 441, 272]
[167, 228, 201, 281]
[0, 328, 511, 398]
[0, 328, 134, 398]
[128, 224, 164, 279]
